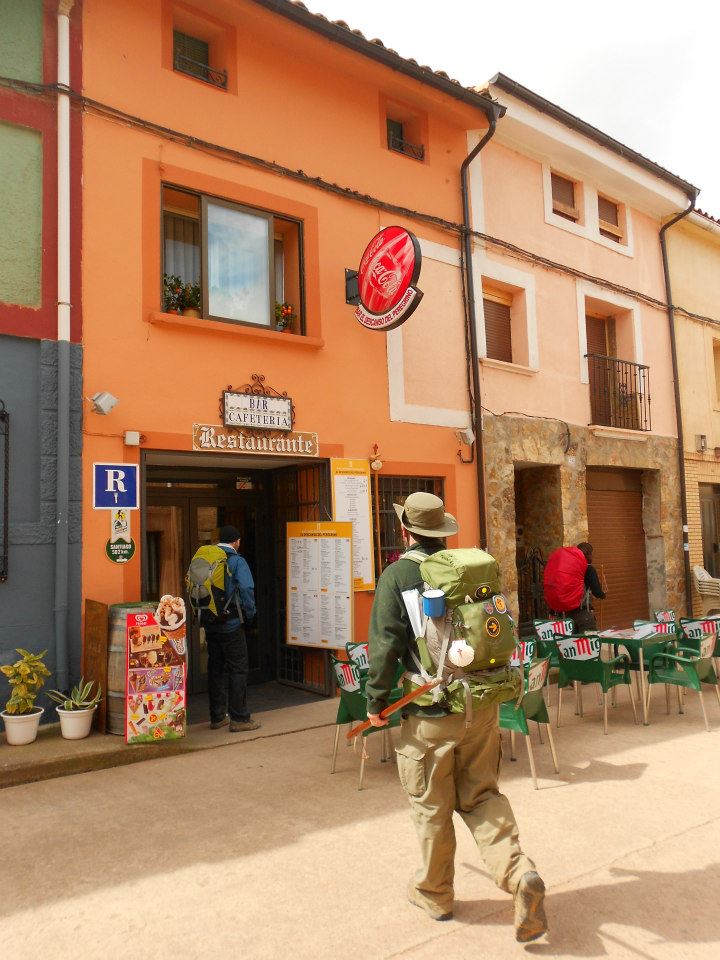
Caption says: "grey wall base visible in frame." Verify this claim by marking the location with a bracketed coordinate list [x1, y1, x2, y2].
[0, 336, 82, 713]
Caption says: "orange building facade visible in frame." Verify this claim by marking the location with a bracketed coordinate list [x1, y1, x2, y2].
[80, 0, 501, 697]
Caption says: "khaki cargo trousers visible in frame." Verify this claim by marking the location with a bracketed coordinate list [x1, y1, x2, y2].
[396, 706, 535, 913]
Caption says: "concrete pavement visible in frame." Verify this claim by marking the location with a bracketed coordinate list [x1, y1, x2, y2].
[0, 689, 718, 959]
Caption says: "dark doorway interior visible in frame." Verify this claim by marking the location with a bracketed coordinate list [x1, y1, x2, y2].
[142, 454, 332, 723]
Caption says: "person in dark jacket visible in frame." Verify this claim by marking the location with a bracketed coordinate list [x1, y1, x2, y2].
[205, 525, 260, 733]
[572, 542, 606, 631]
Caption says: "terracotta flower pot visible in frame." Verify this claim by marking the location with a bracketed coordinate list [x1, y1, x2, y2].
[182, 307, 201, 318]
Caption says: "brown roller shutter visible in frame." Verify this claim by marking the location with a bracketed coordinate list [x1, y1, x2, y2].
[483, 298, 512, 363]
[586, 469, 649, 628]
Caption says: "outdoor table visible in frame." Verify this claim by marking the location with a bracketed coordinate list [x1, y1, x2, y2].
[598, 627, 670, 725]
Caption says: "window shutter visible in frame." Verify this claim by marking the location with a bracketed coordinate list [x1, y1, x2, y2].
[551, 174, 575, 208]
[598, 196, 619, 226]
[483, 298, 512, 363]
[585, 316, 607, 357]
[173, 31, 210, 80]
[387, 118, 404, 149]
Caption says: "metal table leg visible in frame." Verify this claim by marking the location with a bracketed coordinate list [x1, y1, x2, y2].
[639, 647, 649, 725]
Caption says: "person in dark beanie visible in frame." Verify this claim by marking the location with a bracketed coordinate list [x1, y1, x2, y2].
[206, 525, 259, 732]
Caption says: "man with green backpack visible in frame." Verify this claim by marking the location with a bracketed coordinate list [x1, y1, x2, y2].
[186, 525, 259, 733]
[365, 492, 547, 942]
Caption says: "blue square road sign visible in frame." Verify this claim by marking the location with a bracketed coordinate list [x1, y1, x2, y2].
[93, 463, 139, 509]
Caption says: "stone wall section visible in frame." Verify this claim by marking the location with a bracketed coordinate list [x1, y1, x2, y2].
[483, 414, 684, 620]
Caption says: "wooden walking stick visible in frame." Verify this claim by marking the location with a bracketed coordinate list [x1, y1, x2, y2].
[346, 679, 443, 740]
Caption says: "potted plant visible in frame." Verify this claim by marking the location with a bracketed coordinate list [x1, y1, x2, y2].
[181, 281, 202, 318]
[0, 648, 51, 745]
[162, 274, 184, 314]
[274, 301, 296, 332]
[47, 678, 103, 740]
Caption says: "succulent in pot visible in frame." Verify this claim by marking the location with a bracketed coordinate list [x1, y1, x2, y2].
[1, 648, 50, 745]
[47, 678, 103, 740]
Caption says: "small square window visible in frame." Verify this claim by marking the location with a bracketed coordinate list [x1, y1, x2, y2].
[173, 29, 227, 88]
[598, 195, 624, 242]
[385, 101, 425, 161]
[551, 173, 580, 222]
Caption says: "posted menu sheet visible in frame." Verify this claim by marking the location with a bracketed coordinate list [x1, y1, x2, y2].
[286, 522, 353, 648]
[330, 458, 376, 592]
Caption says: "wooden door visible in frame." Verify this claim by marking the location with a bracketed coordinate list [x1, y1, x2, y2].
[586, 315, 611, 426]
[586, 469, 649, 628]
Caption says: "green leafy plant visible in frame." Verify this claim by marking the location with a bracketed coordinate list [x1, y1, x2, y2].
[1, 649, 51, 715]
[181, 281, 201, 310]
[162, 273, 184, 312]
[274, 301, 296, 330]
[47, 677, 102, 712]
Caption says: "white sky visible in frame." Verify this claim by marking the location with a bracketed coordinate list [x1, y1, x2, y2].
[306, 0, 720, 214]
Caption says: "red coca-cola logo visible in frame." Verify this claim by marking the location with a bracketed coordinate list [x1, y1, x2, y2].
[355, 226, 423, 331]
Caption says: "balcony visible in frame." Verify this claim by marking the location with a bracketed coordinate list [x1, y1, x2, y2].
[173, 52, 227, 89]
[387, 134, 425, 161]
[586, 353, 651, 432]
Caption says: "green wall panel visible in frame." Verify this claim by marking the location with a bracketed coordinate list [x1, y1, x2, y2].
[0, 0, 44, 84]
[0, 121, 43, 307]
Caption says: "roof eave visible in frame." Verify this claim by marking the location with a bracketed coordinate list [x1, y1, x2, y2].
[490, 72, 697, 200]
[250, 0, 505, 122]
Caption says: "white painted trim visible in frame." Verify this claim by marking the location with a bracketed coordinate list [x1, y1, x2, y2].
[589, 425, 649, 442]
[475, 255, 538, 368]
[575, 279, 644, 383]
[542, 164, 635, 257]
[466, 130, 486, 237]
[385, 235, 470, 429]
[481, 358, 538, 376]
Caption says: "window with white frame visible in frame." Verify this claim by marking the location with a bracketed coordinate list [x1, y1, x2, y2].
[551, 172, 581, 223]
[597, 194, 625, 243]
[480, 272, 537, 370]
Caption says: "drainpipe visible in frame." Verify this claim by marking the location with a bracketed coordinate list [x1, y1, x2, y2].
[461, 114, 499, 547]
[659, 191, 698, 616]
[54, 0, 75, 690]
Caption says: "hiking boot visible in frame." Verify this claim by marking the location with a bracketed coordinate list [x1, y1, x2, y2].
[514, 871, 547, 943]
[229, 719, 261, 733]
[210, 716, 229, 730]
[407, 882, 453, 921]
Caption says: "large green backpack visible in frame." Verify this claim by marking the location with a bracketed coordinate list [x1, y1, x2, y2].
[403, 548, 520, 717]
[185, 545, 241, 626]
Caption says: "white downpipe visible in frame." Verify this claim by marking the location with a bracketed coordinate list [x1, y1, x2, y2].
[57, 1, 73, 342]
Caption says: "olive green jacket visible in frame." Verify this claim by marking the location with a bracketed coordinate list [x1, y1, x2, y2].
[365, 546, 447, 718]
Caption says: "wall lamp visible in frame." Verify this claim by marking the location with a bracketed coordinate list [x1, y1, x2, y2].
[88, 391, 119, 415]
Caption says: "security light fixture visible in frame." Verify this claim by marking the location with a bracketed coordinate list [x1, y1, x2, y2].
[455, 426, 475, 446]
[89, 391, 119, 415]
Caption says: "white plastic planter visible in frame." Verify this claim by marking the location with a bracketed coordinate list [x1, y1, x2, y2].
[1, 708, 44, 746]
[56, 705, 96, 740]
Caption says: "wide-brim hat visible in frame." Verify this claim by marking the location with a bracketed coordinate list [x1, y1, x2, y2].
[394, 492, 458, 538]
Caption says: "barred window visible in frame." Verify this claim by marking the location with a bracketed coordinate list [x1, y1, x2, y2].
[373, 475, 444, 572]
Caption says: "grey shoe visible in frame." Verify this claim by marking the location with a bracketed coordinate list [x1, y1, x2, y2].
[229, 719, 261, 733]
[407, 882, 453, 921]
[514, 871, 548, 943]
[210, 716, 229, 730]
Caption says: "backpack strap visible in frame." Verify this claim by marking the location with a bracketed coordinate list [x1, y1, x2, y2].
[401, 549, 428, 564]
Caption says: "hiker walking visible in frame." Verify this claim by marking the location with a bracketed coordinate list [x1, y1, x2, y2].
[544, 542, 606, 632]
[188, 524, 260, 733]
[365, 492, 547, 943]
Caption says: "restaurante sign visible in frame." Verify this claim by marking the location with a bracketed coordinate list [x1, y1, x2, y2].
[193, 424, 318, 457]
[353, 226, 423, 331]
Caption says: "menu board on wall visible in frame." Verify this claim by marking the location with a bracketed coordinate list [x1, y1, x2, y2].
[330, 459, 376, 592]
[286, 522, 353, 649]
[125, 597, 187, 743]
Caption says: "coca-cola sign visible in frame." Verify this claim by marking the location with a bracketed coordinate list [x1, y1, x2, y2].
[354, 226, 423, 331]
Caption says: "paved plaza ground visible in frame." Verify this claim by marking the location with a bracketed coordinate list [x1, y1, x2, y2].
[0, 687, 718, 959]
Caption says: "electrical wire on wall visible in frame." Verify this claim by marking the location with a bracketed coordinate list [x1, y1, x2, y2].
[481, 405, 573, 456]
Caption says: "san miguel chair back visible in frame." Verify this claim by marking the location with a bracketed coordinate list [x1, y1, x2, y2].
[648, 619, 720, 731]
[532, 618, 573, 705]
[556, 634, 638, 734]
[654, 609, 676, 624]
[345, 641, 370, 675]
[330, 654, 401, 790]
[500, 656, 559, 790]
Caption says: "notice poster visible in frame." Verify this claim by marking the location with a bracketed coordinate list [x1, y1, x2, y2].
[287, 522, 353, 649]
[125, 596, 187, 743]
[330, 459, 375, 591]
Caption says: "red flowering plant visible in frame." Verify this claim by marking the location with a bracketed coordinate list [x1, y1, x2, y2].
[274, 301, 296, 331]
[162, 274, 184, 312]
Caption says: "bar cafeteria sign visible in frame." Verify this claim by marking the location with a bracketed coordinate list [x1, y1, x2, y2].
[353, 226, 423, 331]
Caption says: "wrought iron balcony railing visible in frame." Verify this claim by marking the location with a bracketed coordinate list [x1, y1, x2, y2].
[585, 353, 651, 432]
[388, 134, 425, 161]
[173, 52, 228, 89]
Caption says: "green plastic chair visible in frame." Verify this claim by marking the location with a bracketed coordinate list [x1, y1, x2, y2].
[330, 655, 402, 790]
[500, 657, 559, 790]
[646, 620, 720, 732]
[653, 609, 676, 625]
[556, 634, 638, 734]
[532, 618, 573, 706]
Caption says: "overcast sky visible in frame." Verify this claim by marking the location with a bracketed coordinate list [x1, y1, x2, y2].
[307, 0, 719, 214]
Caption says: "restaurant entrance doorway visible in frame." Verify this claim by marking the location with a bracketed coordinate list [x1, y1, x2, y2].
[141, 453, 333, 721]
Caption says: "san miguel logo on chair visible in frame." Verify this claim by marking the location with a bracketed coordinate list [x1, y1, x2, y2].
[350, 226, 423, 331]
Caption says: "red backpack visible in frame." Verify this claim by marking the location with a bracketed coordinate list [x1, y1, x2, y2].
[543, 547, 587, 612]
